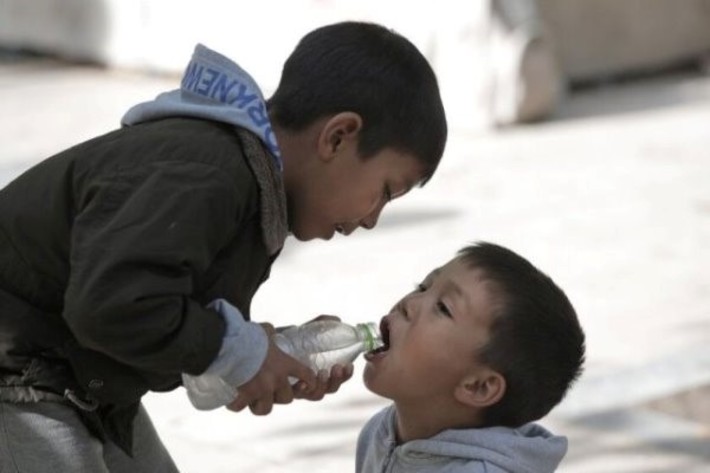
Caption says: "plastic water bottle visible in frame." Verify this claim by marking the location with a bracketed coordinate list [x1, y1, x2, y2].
[183, 320, 382, 410]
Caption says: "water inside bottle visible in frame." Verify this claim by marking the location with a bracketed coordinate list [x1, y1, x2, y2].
[278, 320, 382, 372]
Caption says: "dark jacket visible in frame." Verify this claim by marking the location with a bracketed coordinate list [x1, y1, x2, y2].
[0, 117, 286, 452]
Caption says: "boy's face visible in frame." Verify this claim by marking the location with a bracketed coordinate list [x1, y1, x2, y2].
[363, 258, 496, 405]
[287, 144, 425, 241]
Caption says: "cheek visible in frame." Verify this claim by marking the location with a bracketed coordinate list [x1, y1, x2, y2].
[291, 184, 340, 237]
[403, 343, 452, 376]
[325, 174, 380, 219]
[309, 182, 348, 221]
[288, 202, 317, 241]
[400, 331, 469, 381]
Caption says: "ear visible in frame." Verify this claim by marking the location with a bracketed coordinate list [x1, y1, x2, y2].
[317, 112, 363, 161]
[454, 370, 506, 409]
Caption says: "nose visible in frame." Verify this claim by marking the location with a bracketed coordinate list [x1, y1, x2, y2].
[398, 292, 421, 320]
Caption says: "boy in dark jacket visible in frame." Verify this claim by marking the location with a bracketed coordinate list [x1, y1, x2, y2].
[0, 22, 447, 472]
[357, 242, 585, 473]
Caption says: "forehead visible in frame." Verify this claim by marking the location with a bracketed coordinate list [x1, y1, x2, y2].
[436, 257, 485, 283]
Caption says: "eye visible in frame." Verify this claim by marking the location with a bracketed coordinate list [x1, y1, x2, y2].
[383, 185, 393, 203]
[414, 282, 426, 292]
[437, 301, 453, 318]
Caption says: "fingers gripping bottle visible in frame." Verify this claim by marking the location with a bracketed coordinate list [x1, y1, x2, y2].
[183, 320, 383, 410]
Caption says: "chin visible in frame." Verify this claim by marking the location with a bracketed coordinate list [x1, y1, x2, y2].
[363, 367, 387, 396]
[290, 224, 331, 242]
[289, 227, 316, 242]
[291, 233, 312, 242]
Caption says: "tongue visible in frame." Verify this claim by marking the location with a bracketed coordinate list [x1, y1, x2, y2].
[370, 345, 389, 354]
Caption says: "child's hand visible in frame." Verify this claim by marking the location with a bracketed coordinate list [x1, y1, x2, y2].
[226, 323, 316, 415]
[293, 363, 354, 401]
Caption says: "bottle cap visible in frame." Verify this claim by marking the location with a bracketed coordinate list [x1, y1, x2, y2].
[358, 322, 384, 352]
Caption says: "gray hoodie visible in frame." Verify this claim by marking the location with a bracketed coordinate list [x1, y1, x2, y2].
[122, 43, 281, 168]
[356, 405, 567, 473]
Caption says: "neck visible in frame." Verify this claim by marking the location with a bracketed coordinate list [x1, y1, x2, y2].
[271, 123, 304, 186]
[272, 118, 330, 187]
[393, 399, 482, 444]
[271, 120, 322, 164]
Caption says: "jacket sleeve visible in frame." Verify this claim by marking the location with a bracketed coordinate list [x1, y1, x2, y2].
[203, 300, 267, 388]
[64, 160, 252, 376]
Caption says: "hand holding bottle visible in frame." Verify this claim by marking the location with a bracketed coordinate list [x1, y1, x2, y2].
[227, 322, 317, 415]
[293, 362, 355, 401]
[291, 315, 356, 401]
[184, 315, 381, 413]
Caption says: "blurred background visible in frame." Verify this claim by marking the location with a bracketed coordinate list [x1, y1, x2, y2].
[1, 1, 710, 471]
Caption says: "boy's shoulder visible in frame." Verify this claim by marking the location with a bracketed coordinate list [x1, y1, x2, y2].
[130, 117, 242, 159]
[401, 422, 567, 473]
[358, 404, 395, 445]
[357, 405, 567, 473]
[120, 117, 259, 182]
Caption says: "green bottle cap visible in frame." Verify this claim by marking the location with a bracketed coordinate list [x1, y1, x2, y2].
[358, 322, 384, 352]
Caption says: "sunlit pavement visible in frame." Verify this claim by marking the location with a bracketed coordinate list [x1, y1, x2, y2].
[2, 56, 710, 472]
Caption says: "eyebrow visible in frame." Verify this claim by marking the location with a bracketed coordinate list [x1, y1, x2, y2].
[449, 280, 473, 321]
[427, 268, 465, 298]
[429, 268, 471, 319]
[447, 280, 465, 298]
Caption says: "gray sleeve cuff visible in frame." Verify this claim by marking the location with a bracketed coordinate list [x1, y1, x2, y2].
[202, 298, 269, 388]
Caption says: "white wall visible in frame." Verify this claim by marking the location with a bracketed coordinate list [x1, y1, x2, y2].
[4, 0, 707, 129]
[0, 0, 518, 131]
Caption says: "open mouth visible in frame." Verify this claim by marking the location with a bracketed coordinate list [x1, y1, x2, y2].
[365, 317, 391, 360]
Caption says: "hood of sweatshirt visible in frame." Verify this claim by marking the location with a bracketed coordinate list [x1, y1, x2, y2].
[121, 43, 282, 169]
[364, 406, 567, 473]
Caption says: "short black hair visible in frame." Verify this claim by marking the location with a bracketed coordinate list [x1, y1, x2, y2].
[458, 242, 586, 427]
[267, 21, 447, 185]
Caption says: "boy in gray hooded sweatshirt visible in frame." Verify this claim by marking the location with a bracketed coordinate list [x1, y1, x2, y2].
[357, 242, 586, 473]
[0, 22, 446, 472]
